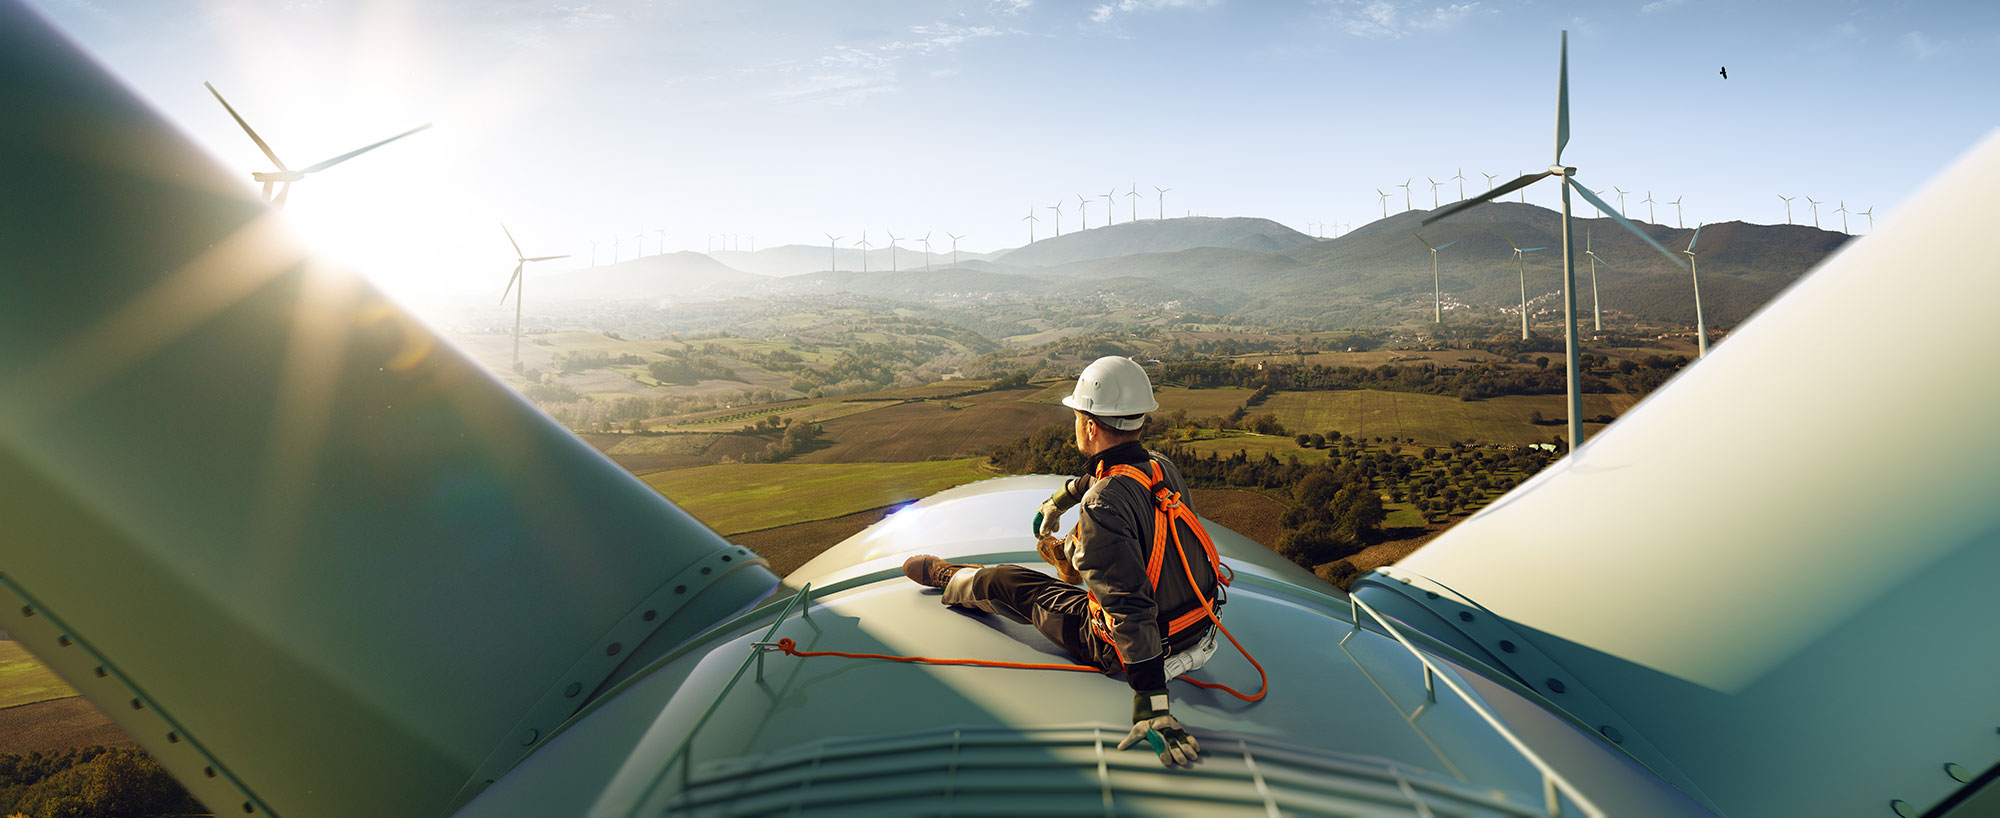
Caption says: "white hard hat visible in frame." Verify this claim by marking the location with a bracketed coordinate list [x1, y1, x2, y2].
[1061, 356, 1158, 430]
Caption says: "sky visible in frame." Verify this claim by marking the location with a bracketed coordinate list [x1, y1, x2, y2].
[21, 0, 2000, 298]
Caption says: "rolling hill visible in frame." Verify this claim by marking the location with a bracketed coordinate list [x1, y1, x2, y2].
[538, 251, 766, 301]
[993, 216, 1315, 268]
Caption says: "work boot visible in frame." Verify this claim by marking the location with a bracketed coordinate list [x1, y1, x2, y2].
[903, 554, 980, 589]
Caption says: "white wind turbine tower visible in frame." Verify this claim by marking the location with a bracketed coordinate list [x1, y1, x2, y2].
[1424, 30, 1694, 452]
[1859, 206, 1874, 231]
[1022, 209, 1038, 244]
[1076, 194, 1091, 232]
[1155, 186, 1170, 220]
[856, 232, 872, 273]
[1586, 190, 1603, 219]
[885, 231, 900, 272]
[1428, 177, 1442, 208]
[947, 233, 965, 267]
[1048, 201, 1064, 237]
[1398, 179, 1412, 211]
[1376, 188, 1390, 219]
[1414, 234, 1458, 323]
[1836, 201, 1850, 233]
[1483, 171, 1499, 191]
[202, 82, 431, 209]
[1669, 196, 1685, 228]
[498, 224, 569, 364]
[1613, 187, 1629, 217]
[1499, 226, 1546, 341]
[1684, 224, 1710, 358]
[1778, 195, 1796, 225]
[589, 239, 599, 267]
[1102, 189, 1116, 226]
[1643, 192, 1656, 224]
[635, 231, 646, 257]
[1806, 197, 1822, 228]
[613, 237, 622, 264]
[1519, 172, 1528, 203]
[825, 233, 842, 272]
[655, 229, 666, 254]
[920, 232, 933, 272]
[1127, 184, 1140, 222]
[1454, 168, 1467, 201]
[1584, 228, 1610, 331]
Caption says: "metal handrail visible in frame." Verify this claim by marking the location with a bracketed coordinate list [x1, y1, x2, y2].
[1348, 594, 1605, 818]
[653, 582, 814, 793]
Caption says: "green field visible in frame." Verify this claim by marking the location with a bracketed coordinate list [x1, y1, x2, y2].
[643, 459, 996, 535]
[1154, 386, 1253, 418]
[1178, 431, 1332, 462]
[1259, 390, 1636, 446]
[0, 641, 76, 709]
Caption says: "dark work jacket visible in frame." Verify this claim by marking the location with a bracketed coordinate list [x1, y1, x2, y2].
[1058, 441, 1220, 692]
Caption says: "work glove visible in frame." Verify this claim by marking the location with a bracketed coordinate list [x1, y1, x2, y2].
[1037, 535, 1082, 584]
[1030, 482, 1079, 539]
[1117, 689, 1201, 768]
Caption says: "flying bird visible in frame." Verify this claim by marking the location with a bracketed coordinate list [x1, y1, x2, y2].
[1720, 66, 1727, 79]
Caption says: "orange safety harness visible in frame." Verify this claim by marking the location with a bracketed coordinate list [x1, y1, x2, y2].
[768, 462, 1267, 703]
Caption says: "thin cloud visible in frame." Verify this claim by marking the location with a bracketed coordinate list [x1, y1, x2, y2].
[1317, 0, 1486, 40]
[1090, 0, 1220, 26]
[990, 0, 1034, 15]
[1901, 31, 1949, 59]
[1639, 0, 1683, 14]
[774, 21, 1013, 106]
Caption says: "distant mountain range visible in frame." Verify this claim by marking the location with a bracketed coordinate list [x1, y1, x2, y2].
[534, 211, 1855, 330]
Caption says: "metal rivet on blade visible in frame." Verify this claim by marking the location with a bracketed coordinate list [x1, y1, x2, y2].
[1599, 725, 1622, 743]
[1947, 763, 1972, 783]
[1499, 640, 1517, 653]
[1458, 612, 1474, 622]
[520, 729, 539, 746]
[1891, 800, 1917, 817]
[564, 682, 581, 698]
[643, 610, 657, 622]
[606, 642, 622, 656]
[1546, 679, 1566, 694]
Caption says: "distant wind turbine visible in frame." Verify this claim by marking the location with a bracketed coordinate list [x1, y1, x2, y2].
[825, 233, 842, 272]
[1669, 196, 1684, 228]
[1613, 187, 1629, 217]
[613, 237, 622, 264]
[635, 231, 646, 257]
[1836, 200, 1850, 234]
[1376, 188, 1390, 219]
[655, 229, 666, 254]
[1022, 209, 1038, 244]
[1155, 186, 1171, 220]
[1076, 194, 1091, 232]
[886, 231, 900, 272]
[498, 223, 569, 364]
[1049, 201, 1064, 237]
[1779, 194, 1796, 225]
[1454, 168, 1467, 201]
[1684, 224, 1710, 358]
[1422, 31, 1693, 451]
[921, 232, 934, 272]
[1860, 206, 1874, 231]
[589, 239, 599, 268]
[856, 232, 872, 273]
[1127, 184, 1141, 222]
[1584, 228, 1609, 331]
[203, 81, 431, 209]
[1102, 189, 1116, 226]
[1643, 191, 1656, 224]
[1499, 226, 1546, 341]
[1427, 177, 1442, 209]
[1806, 196, 1822, 229]
[1483, 171, 1499, 191]
[1414, 234, 1457, 324]
[1520, 172, 1528, 203]
[1399, 179, 1412, 212]
[948, 232, 965, 267]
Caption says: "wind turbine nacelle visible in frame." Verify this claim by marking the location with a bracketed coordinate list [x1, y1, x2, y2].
[1549, 165, 1576, 176]
[251, 169, 306, 183]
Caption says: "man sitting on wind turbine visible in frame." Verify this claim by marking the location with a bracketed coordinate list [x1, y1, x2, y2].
[903, 357, 1225, 769]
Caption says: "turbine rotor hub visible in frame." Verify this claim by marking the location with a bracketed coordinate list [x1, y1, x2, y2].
[1548, 164, 1577, 177]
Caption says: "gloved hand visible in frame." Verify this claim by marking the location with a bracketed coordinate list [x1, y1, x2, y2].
[1117, 690, 1200, 768]
[1030, 483, 1079, 539]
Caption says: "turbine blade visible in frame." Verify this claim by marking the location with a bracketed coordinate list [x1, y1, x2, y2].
[525, 255, 568, 262]
[1687, 223, 1703, 252]
[1498, 225, 1520, 250]
[1569, 180, 1688, 270]
[272, 181, 291, 209]
[1414, 233, 1436, 250]
[204, 81, 288, 170]
[1555, 31, 1570, 163]
[299, 122, 433, 173]
[500, 264, 522, 306]
[1422, 171, 1552, 225]
[501, 223, 524, 258]
[1435, 241, 1456, 250]
[1522, 247, 1546, 253]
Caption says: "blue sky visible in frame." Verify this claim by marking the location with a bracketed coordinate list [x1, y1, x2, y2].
[22, 0, 1999, 295]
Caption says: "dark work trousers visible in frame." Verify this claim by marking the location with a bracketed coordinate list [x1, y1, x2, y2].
[941, 564, 1123, 674]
